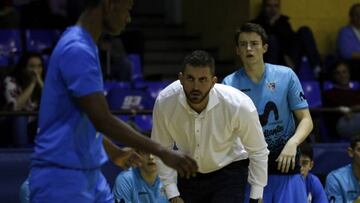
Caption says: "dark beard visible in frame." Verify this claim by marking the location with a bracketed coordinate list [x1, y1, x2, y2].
[185, 88, 211, 105]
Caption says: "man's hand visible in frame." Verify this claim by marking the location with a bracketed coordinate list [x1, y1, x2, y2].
[276, 139, 297, 173]
[111, 147, 143, 170]
[160, 150, 198, 178]
[170, 196, 184, 203]
[103, 137, 143, 170]
[35, 72, 44, 88]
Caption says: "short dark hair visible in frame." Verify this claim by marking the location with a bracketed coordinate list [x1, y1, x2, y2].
[350, 136, 360, 149]
[183, 50, 215, 75]
[349, 3, 360, 18]
[234, 23, 268, 46]
[300, 143, 313, 160]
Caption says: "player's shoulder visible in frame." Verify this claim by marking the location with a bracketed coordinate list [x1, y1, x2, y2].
[265, 63, 297, 82]
[57, 26, 95, 56]
[327, 164, 352, 180]
[157, 80, 183, 101]
[266, 63, 294, 75]
[115, 168, 136, 184]
[222, 67, 244, 83]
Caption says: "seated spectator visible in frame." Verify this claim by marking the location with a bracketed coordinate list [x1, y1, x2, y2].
[325, 136, 360, 203]
[1, 52, 44, 146]
[112, 146, 169, 203]
[252, 0, 322, 77]
[300, 144, 328, 203]
[323, 61, 360, 140]
[337, 3, 360, 80]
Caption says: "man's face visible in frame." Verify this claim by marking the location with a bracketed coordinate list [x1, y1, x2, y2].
[264, 0, 281, 19]
[349, 142, 360, 168]
[179, 65, 216, 105]
[236, 32, 267, 66]
[333, 63, 350, 86]
[26, 56, 43, 76]
[103, 0, 133, 35]
[351, 6, 360, 28]
[300, 155, 313, 178]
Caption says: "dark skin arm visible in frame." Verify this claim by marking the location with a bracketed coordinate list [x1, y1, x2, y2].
[102, 136, 143, 169]
[76, 92, 198, 178]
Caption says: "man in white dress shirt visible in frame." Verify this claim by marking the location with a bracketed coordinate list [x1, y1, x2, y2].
[151, 50, 269, 203]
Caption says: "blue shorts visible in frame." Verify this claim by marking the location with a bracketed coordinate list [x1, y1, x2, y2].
[29, 166, 113, 203]
[245, 174, 307, 203]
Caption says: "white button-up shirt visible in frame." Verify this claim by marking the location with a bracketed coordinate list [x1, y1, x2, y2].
[151, 81, 269, 199]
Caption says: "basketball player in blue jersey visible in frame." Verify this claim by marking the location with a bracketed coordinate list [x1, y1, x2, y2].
[29, 0, 197, 202]
[223, 23, 313, 203]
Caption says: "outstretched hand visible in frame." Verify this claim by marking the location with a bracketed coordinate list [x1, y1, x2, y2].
[160, 150, 198, 178]
[111, 147, 143, 170]
[276, 139, 297, 173]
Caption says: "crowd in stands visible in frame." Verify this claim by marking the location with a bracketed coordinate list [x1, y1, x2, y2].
[0, 0, 359, 147]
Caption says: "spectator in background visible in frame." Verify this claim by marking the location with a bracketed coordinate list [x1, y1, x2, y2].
[325, 136, 360, 203]
[113, 146, 169, 203]
[300, 144, 328, 203]
[0, 0, 20, 28]
[323, 61, 360, 141]
[2, 52, 44, 146]
[337, 3, 360, 81]
[252, 0, 322, 77]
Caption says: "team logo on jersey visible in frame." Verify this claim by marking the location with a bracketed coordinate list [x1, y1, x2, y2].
[267, 82, 276, 91]
[259, 101, 279, 126]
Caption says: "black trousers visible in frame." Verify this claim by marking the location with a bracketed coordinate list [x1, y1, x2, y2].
[178, 159, 249, 203]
